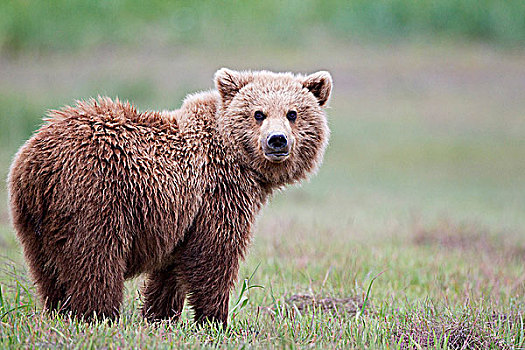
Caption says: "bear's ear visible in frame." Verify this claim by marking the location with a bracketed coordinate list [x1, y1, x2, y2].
[215, 68, 252, 105]
[302, 71, 332, 107]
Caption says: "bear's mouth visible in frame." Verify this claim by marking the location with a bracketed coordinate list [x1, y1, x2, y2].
[264, 152, 290, 163]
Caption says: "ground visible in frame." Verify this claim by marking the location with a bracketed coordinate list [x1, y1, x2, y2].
[0, 41, 524, 348]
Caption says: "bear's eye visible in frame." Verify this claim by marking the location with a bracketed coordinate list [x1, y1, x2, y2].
[286, 110, 297, 122]
[254, 111, 266, 121]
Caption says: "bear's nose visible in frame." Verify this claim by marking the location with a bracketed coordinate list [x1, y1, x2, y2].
[267, 133, 288, 151]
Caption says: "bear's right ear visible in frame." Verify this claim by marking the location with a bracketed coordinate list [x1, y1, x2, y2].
[215, 68, 252, 105]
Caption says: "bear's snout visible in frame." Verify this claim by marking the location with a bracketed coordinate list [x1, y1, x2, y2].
[267, 133, 288, 150]
[262, 131, 293, 163]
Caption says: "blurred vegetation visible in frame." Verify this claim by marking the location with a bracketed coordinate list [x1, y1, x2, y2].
[1, 0, 525, 55]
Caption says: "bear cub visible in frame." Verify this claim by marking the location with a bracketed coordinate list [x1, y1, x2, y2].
[8, 68, 332, 326]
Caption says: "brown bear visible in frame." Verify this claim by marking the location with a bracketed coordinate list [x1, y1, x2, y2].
[8, 68, 332, 326]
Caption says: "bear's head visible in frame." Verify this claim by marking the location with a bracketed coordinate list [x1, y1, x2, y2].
[215, 68, 332, 186]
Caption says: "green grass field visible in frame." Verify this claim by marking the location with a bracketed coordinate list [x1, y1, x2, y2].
[0, 34, 524, 349]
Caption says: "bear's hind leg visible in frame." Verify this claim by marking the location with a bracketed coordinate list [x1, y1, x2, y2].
[31, 259, 67, 312]
[57, 232, 125, 321]
[21, 240, 67, 312]
[11, 199, 68, 312]
[59, 260, 125, 321]
[142, 266, 186, 322]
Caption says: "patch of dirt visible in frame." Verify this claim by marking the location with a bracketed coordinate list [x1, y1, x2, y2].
[284, 293, 369, 316]
[392, 310, 515, 350]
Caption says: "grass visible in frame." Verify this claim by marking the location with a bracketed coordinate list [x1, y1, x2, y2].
[0, 40, 524, 347]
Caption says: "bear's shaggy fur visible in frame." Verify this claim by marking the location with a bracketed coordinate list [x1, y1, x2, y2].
[8, 68, 332, 326]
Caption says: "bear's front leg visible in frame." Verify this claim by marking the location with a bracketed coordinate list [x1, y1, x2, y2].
[181, 239, 241, 328]
[180, 202, 253, 328]
[173, 173, 260, 328]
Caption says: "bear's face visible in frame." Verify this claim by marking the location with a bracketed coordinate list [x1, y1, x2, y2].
[216, 69, 331, 186]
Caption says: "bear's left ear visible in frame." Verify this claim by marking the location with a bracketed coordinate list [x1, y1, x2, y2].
[302, 71, 332, 107]
[215, 68, 253, 105]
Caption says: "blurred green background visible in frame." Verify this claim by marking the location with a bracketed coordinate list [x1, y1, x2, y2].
[1, 0, 525, 54]
[1, 0, 524, 258]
